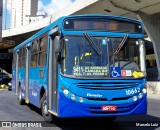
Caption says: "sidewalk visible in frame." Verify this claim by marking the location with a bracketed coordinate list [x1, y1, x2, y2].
[147, 81, 160, 100]
[147, 93, 159, 100]
[147, 81, 160, 94]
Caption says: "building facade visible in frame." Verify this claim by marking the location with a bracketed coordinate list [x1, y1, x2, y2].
[10, 0, 39, 28]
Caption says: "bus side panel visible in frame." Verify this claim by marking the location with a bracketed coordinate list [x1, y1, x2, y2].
[29, 68, 41, 107]
[28, 67, 47, 108]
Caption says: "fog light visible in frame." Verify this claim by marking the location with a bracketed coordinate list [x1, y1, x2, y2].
[138, 93, 143, 99]
[133, 96, 137, 102]
[61, 86, 65, 90]
[71, 94, 76, 100]
[79, 97, 83, 102]
[142, 88, 147, 94]
[63, 89, 69, 95]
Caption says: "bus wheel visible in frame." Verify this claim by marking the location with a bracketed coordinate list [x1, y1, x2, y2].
[18, 87, 24, 105]
[41, 95, 54, 122]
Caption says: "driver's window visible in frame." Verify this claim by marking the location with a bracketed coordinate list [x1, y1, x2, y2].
[125, 42, 139, 64]
[114, 49, 127, 61]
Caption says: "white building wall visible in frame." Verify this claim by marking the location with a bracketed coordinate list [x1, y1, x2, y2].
[10, 0, 38, 28]
[10, 0, 15, 28]
[31, 0, 38, 15]
[11, 0, 23, 28]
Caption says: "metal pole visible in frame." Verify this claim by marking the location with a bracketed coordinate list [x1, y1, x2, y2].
[0, 0, 2, 42]
[4, 0, 7, 29]
[0, 43, 3, 84]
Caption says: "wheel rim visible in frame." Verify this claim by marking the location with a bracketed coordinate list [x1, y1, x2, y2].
[43, 100, 49, 115]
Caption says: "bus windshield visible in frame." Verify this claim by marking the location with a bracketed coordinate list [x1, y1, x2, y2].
[61, 36, 144, 78]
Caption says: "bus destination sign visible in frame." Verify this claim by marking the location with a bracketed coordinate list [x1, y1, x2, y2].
[63, 18, 142, 33]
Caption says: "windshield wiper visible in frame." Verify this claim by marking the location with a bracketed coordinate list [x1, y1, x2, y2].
[114, 33, 128, 55]
[84, 32, 102, 55]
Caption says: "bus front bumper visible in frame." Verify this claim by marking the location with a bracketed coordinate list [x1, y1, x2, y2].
[57, 92, 147, 118]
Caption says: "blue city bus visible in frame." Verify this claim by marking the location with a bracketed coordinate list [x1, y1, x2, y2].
[12, 14, 147, 121]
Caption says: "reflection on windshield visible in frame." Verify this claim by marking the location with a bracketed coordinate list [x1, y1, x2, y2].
[109, 38, 141, 77]
[114, 33, 128, 55]
[84, 32, 102, 55]
[61, 36, 108, 77]
[61, 36, 144, 78]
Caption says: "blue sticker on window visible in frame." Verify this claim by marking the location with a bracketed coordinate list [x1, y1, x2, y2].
[110, 66, 121, 78]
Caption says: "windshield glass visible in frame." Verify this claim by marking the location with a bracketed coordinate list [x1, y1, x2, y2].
[61, 36, 145, 78]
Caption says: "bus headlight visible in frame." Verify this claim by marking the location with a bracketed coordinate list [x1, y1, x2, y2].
[132, 96, 137, 102]
[79, 97, 83, 103]
[63, 89, 69, 95]
[138, 93, 143, 99]
[71, 94, 76, 100]
[142, 88, 147, 94]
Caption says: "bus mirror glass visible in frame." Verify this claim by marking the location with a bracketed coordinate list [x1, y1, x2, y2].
[55, 51, 61, 62]
[55, 43, 61, 62]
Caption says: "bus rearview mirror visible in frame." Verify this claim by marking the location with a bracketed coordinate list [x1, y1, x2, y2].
[55, 51, 61, 62]
[53, 36, 61, 62]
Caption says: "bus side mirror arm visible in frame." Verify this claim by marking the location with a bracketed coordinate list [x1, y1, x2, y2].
[53, 36, 61, 62]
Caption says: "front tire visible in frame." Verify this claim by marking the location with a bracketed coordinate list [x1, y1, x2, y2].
[41, 94, 54, 122]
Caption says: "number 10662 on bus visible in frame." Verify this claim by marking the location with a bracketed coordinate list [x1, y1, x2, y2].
[125, 88, 140, 96]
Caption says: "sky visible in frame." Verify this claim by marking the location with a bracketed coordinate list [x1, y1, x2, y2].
[2, 0, 76, 30]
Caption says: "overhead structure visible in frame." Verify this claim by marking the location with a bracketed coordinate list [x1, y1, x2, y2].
[137, 12, 160, 80]
[3, 0, 160, 42]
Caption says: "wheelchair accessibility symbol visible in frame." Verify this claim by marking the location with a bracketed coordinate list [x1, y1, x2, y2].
[110, 66, 121, 78]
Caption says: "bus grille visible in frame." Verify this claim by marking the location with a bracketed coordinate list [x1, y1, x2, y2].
[75, 81, 141, 90]
[86, 96, 131, 101]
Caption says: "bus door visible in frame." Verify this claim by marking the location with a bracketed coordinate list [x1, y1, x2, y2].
[48, 28, 60, 114]
[25, 45, 30, 103]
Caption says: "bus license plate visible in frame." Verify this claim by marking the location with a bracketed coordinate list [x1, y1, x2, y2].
[101, 105, 117, 111]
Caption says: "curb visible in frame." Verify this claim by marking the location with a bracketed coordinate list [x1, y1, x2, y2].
[147, 93, 159, 100]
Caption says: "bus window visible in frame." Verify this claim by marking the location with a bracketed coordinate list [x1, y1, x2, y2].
[38, 35, 47, 67]
[31, 39, 38, 67]
[21, 46, 26, 68]
[18, 48, 22, 68]
[18, 47, 25, 68]
[31, 54, 37, 67]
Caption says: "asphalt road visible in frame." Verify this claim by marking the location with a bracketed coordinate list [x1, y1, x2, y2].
[0, 89, 160, 130]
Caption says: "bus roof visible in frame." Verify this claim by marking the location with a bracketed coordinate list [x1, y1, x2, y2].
[13, 14, 142, 51]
